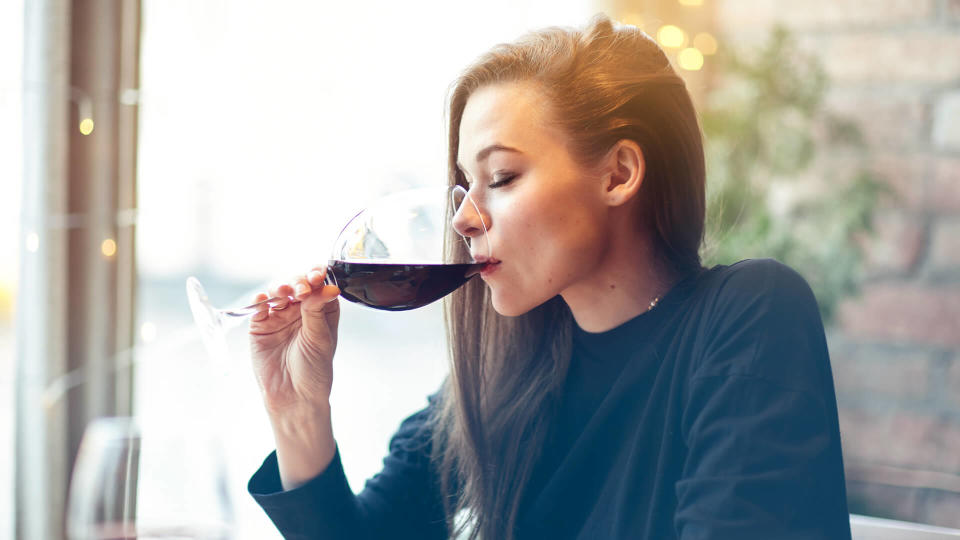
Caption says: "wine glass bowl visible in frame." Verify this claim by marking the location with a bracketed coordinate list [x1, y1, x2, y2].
[325, 184, 488, 311]
[185, 185, 488, 356]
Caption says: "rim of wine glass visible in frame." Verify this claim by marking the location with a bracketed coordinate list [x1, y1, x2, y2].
[327, 184, 489, 265]
[451, 183, 490, 259]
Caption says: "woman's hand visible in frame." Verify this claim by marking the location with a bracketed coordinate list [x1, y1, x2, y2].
[249, 265, 341, 416]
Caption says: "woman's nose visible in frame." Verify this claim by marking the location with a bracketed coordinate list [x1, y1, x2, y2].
[452, 195, 490, 239]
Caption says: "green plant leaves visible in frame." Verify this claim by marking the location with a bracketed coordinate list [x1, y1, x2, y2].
[701, 26, 886, 324]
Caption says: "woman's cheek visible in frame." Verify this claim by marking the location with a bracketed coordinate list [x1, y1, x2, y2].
[509, 275, 564, 316]
[485, 270, 539, 317]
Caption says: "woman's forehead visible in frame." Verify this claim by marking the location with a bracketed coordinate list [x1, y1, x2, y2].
[462, 83, 544, 127]
[458, 82, 566, 167]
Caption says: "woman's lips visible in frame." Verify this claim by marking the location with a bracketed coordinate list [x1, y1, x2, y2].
[472, 255, 500, 277]
[473, 254, 498, 264]
[480, 261, 501, 276]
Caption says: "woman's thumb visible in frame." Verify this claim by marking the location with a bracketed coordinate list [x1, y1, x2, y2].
[301, 284, 341, 338]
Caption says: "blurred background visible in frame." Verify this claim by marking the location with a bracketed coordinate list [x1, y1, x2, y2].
[1, 0, 958, 538]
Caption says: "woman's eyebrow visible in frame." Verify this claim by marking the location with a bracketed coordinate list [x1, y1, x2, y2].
[457, 144, 523, 171]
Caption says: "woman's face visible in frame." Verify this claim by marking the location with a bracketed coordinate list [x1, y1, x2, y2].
[454, 82, 613, 317]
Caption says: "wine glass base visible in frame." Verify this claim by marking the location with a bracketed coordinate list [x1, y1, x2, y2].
[186, 276, 229, 360]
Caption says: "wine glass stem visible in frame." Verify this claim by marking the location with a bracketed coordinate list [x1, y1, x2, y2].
[221, 266, 336, 317]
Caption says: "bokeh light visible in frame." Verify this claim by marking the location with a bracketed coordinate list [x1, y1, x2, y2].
[678, 0, 703, 5]
[101, 237, 117, 257]
[25, 232, 39, 253]
[140, 321, 157, 343]
[79, 117, 94, 135]
[678, 47, 704, 71]
[694, 32, 718, 55]
[657, 25, 686, 48]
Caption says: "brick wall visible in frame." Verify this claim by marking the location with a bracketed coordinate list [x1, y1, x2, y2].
[713, 0, 960, 527]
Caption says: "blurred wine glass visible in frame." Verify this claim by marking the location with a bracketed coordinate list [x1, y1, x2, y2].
[67, 417, 235, 540]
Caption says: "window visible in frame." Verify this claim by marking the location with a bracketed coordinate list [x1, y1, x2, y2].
[0, 0, 24, 537]
[135, 2, 593, 537]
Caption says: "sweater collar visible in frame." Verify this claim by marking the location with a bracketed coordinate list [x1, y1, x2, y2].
[571, 267, 704, 355]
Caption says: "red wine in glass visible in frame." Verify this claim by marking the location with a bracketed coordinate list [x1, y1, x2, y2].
[327, 260, 485, 311]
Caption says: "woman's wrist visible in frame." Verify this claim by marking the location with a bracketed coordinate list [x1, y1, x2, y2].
[269, 402, 337, 491]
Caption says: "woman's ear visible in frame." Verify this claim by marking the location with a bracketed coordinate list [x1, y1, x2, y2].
[600, 140, 645, 207]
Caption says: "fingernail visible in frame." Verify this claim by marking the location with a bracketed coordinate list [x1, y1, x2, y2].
[295, 284, 308, 296]
[308, 270, 323, 282]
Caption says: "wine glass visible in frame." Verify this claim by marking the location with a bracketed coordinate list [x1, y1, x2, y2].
[67, 416, 235, 540]
[185, 184, 488, 357]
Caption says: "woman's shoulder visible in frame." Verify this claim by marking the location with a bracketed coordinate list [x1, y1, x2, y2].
[682, 258, 830, 392]
[691, 258, 819, 315]
[705, 257, 811, 290]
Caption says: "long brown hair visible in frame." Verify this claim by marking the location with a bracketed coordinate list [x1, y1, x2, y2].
[433, 14, 706, 539]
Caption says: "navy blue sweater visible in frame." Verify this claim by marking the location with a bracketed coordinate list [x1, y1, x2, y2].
[249, 259, 852, 539]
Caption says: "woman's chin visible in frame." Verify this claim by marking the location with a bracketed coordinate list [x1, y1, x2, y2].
[490, 294, 521, 317]
[490, 291, 541, 318]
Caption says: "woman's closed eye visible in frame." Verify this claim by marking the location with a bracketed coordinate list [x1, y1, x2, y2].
[490, 173, 518, 189]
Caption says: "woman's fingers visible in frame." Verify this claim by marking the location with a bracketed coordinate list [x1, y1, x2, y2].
[292, 274, 312, 300]
[268, 282, 294, 311]
[251, 292, 269, 322]
[302, 267, 336, 307]
[307, 267, 326, 287]
[300, 284, 341, 339]
[253, 268, 333, 321]
[299, 266, 340, 338]
[280, 268, 329, 301]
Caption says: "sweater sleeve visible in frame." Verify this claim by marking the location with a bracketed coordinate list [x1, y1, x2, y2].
[674, 259, 851, 540]
[248, 399, 447, 540]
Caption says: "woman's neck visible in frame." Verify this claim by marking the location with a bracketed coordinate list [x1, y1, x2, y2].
[561, 224, 674, 334]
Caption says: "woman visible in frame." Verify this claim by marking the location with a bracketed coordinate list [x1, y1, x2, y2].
[247, 15, 851, 540]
